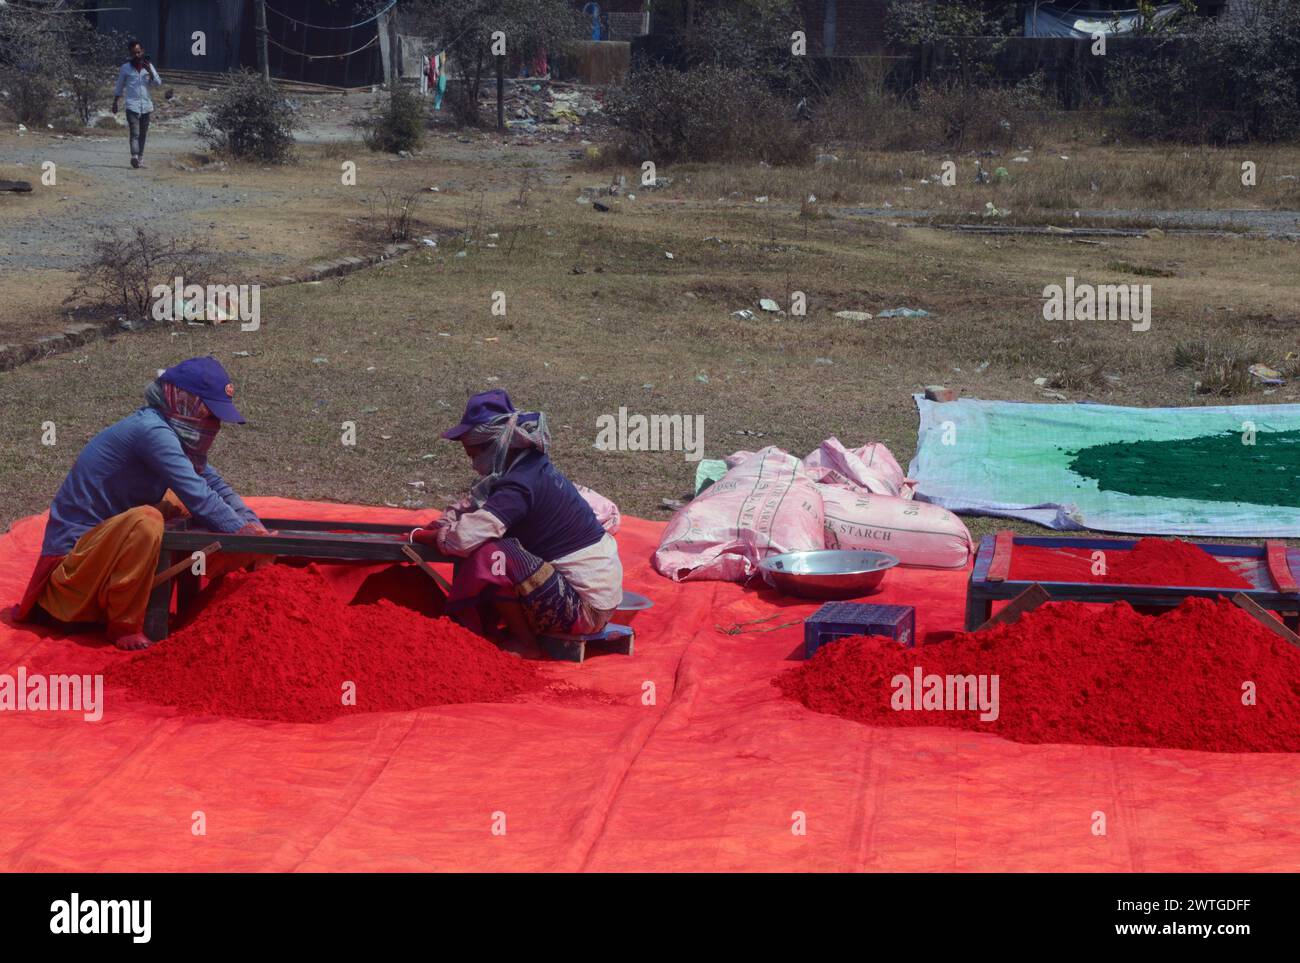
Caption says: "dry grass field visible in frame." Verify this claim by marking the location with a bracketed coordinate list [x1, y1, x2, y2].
[3, 92, 1299, 538]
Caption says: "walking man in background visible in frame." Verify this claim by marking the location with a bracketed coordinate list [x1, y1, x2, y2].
[112, 39, 162, 169]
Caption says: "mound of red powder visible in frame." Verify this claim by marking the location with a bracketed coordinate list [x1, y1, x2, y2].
[111, 564, 543, 723]
[1008, 537, 1253, 589]
[776, 597, 1300, 752]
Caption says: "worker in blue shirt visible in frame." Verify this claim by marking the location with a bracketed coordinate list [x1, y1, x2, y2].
[112, 39, 163, 169]
[12, 357, 265, 650]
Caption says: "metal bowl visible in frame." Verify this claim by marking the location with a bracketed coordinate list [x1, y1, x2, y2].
[610, 590, 654, 625]
[758, 550, 899, 600]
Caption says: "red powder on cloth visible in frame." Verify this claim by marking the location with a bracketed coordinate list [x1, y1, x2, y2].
[776, 597, 1300, 752]
[110, 564, 542, 723]
[1008, 537, 1253, 589]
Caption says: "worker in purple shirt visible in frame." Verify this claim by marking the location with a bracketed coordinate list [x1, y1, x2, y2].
[112, 38, 163, 169]
[12, 357, 265, 651]
[411, 390, 623, 643]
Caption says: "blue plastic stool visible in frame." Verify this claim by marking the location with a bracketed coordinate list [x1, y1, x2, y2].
[539, 622, 635, 663]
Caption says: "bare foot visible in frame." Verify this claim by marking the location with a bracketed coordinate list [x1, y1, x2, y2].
[113, 632, 155, 651]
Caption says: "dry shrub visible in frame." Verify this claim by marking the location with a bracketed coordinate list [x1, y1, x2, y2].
[1196, 357, 1255, 396]
[364, 187, 424, 243]
[605, 63, 809, 165]
[70, 228, 227, 320]
[815, 70, 1049, 151]
[1171, 340, 1213, 370]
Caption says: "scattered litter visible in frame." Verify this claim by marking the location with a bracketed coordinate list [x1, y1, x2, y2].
[755, 196, 769, 203]
[665, 251, 674, 259]
[732, 309, 756, 321]
[1250, 363, 1285, 385]
[311, 357, 328, 364]
[593, 201, 610, 212]
[696, 374, 709, 383]
[421, 238, 437, 247]
[815, 357, 834, 366]
[878, 307, 931, 319]
[834, 311, 873, 322]
[759, 298, 781, 312]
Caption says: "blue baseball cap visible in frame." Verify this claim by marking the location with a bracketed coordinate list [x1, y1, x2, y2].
[160, 356, 245, 423]
[442, 389, 515, 440]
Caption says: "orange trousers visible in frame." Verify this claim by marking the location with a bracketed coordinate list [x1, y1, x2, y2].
[39, 505, 165, 637]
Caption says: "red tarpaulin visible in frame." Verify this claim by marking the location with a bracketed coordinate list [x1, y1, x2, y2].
[2, 497, 1299, 871]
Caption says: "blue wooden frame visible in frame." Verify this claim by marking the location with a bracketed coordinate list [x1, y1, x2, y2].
[965, 534, 1300, 631]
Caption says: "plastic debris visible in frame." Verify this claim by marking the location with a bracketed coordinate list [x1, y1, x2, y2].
[1249, 364, 1285, 385]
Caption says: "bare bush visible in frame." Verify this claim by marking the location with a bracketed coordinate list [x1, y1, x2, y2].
[70, 228, 227, 320]
[606, 64, 809, 165]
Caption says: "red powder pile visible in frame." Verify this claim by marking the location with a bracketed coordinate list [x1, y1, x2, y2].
[1008, 537, 1253, 589]
[111, 564, 543, 723]
[776, 597, 1300, 752]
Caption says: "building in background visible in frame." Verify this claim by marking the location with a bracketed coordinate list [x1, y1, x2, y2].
[85, 0, 385, 87]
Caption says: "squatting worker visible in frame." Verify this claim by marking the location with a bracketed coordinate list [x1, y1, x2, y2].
[12, 357, 267, 651]
[410, 390, 623, 641]
[112, 39, 162, 169]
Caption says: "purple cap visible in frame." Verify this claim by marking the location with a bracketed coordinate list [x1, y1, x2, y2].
[442, 389, 515, 440]
[160, 356, 245, 423]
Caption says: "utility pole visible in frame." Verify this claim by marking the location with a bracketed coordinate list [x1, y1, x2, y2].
[496, 54, 505, 131]
[254, 0, 270, 81]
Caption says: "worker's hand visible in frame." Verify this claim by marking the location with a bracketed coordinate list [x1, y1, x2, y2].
[409, 527, 440, 547]
[437, 497, 472, 527]
[235, 522, 271, 536]
[111, 99, 119, 114]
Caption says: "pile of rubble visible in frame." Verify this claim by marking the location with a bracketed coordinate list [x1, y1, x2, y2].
[499, 81, 606, 141]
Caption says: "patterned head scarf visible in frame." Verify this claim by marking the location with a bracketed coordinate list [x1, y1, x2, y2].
[145, 378, 221, 471]
[464, 409, 550, 508]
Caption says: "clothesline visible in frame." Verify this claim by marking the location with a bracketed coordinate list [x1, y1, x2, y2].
[265, 33, 380, 61]
[264, 0, 399, 31]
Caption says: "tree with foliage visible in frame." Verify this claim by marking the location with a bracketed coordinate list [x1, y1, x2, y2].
[886, 0, 1012, 87]
[0, 5, 122, 125]
[679, 0, 810, 93]
[196, 70, 300, 163]
[1108, 0, 1300, 142]
[400, 0, 586, 126]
